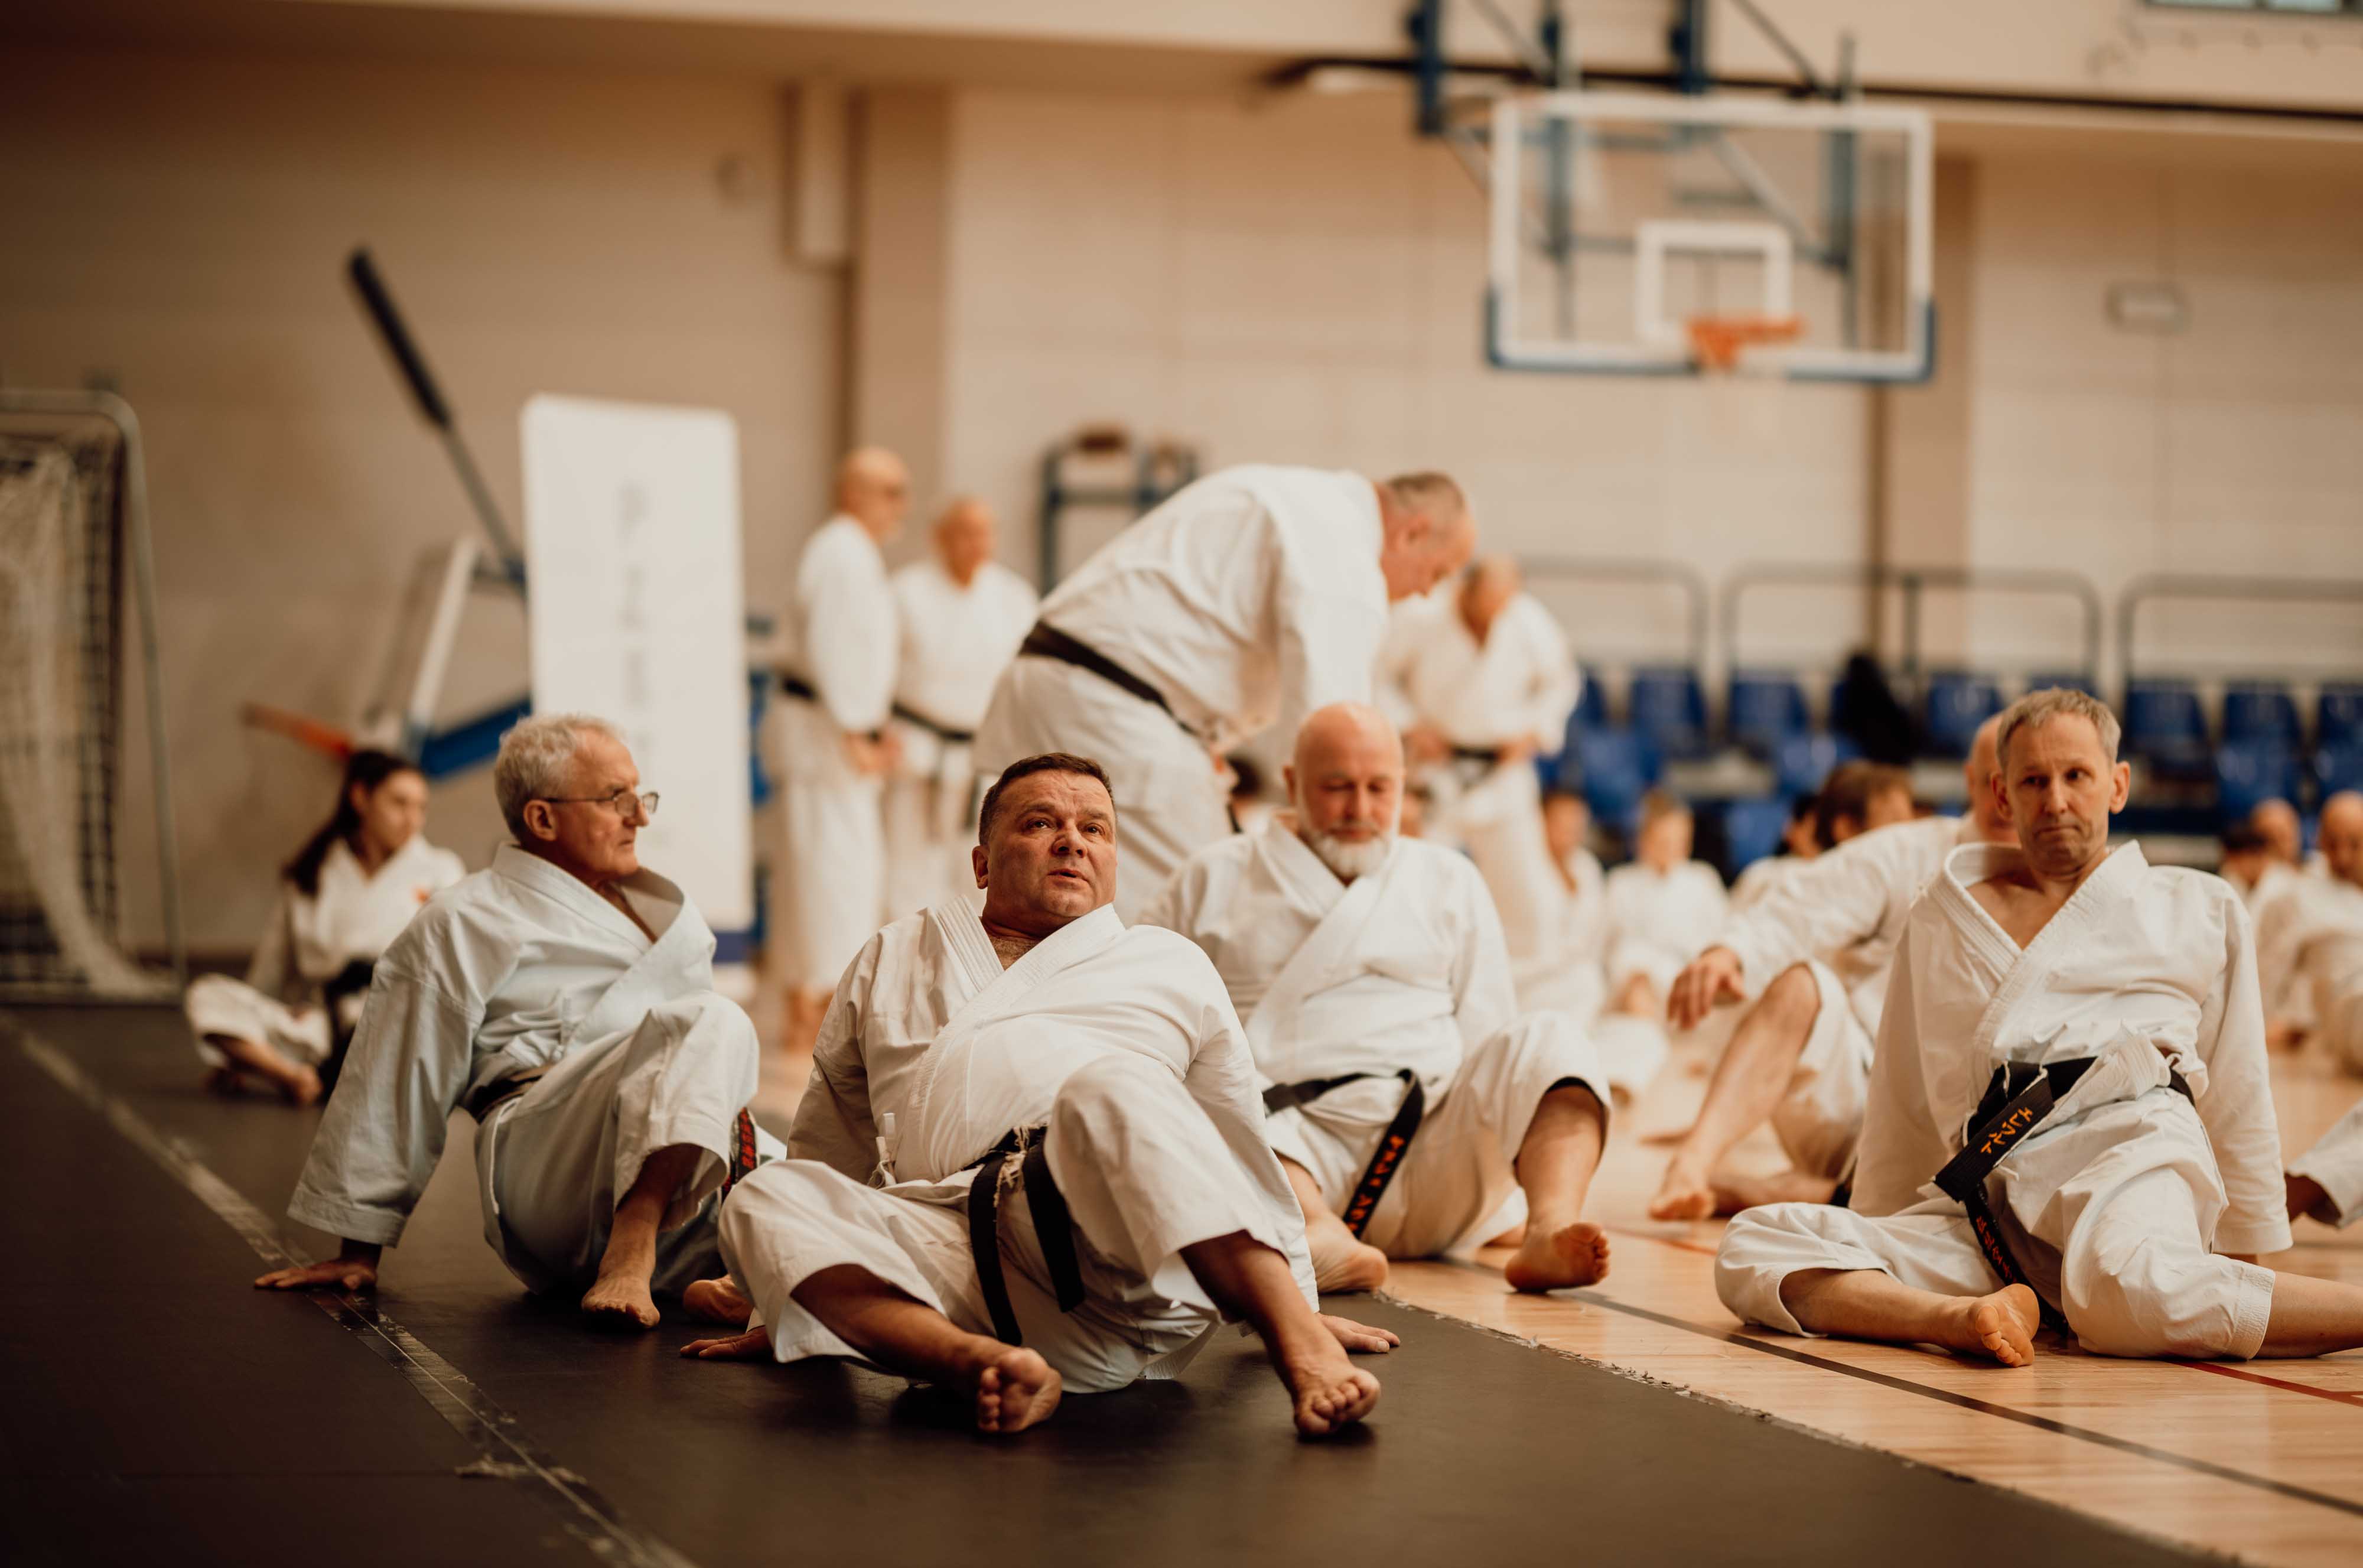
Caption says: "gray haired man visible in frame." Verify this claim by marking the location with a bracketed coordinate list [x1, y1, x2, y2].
[259, 713, 780, 1328]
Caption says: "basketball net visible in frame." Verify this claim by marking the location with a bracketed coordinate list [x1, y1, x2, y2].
[1685, 314, 1804, 375]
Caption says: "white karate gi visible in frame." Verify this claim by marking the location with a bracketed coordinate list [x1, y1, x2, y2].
[1711, 815, 1976, 1179]
[774, 514, 897, 990]
[974, 466, 1390, 920]
[288, 845, 780, 1295]
[718, 902, 1317, 1393]
[1511, 844, 1667, 1098]
[881, 558, 1037, 917]
[1728, 853, 1801, 914]
[2290, 1098, 2363, 1228]
[1603, 861, 1729, 997]
[2256, 874, 2363, 1058]
[1142, 825, 1609, 1257]
[1717, 842, 2290, 1361]
[185, 835, 464, 1069]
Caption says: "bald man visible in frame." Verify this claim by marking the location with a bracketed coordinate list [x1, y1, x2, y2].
[773, 448, 907, 1045]
[1143, 704, 1613, 1296]
[883, 499, 1039, 916]
[2258, 793, 2363, 1060]
[976, 466, 1476, 920]
[1380, 557, 1577, 968]
[1650, 718, 2013, 1219]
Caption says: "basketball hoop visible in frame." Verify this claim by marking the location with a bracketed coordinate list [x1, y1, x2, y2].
[1685, 314, 1805, 373]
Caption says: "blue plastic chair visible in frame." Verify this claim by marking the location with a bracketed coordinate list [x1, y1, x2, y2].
[1570, 727, 1663, 837]
[1727, 670, 1808, 757]
[1923, 671, 2004, 758]
[2316, 740, 2363, 800]
[2318, 684, 2363, 750]
[2215, 739, 2302, 822]
[2222, 681, 2301, 751]
[2123, 679, 2211, 775]
[1570, 665, 1609, 733]
[1721, 797, 1791, 876]
[1628, 665, 1710, 760]
[1772, 731, 1860, 800]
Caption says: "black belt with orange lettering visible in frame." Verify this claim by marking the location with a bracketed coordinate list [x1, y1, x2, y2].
[1263, 1070, 1425, 1239]
[964, 1126, 1088, 1347]
[1934, 1056, 2189, 1334]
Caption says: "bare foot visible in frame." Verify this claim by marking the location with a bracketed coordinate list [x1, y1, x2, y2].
[1318, 1313, 1401, 1354]
[683, 1276, 753, 1325]
[681, 1325, 771, 1359]
[1306, 1211, 1389, 1294]
[1504, 1221, 1611, 1292]
[1939, 1285, 2040, 1367]
[1649, 1160, 1717, 1221]
[1274, 1333, 1381, 1438]
[1483, 1222, 1527, 1248]
[1709, 1169, 1840, 1215]
[970, 1346, 1063, 1434]
[581, 1268, 661, 1329]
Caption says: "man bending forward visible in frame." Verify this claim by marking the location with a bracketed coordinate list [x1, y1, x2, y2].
[682, 753, 1389, 1437]
[1145, 704, 1613, 1296]
[1717, 689, 2363, 1364]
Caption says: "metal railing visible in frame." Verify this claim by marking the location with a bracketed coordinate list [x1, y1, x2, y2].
[2117, 574, 2363, 693]
[1518, 554, 1711, 672]
[1720, 562, 2102, 688]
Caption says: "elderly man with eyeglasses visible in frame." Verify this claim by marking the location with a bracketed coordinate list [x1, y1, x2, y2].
[259, 713, 781, 1328]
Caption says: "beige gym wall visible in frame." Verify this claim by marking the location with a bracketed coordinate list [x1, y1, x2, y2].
[1, 44, 841, 952]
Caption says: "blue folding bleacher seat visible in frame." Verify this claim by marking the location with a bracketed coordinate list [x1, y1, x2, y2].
[1569, 727, 1663, 836]
[1721, 796, 1791, 876]
[1628, 665, 1710, 760]
[2026, 672, 2096, 697]
[2319, 684, 2363, 750]
[1727, 669, 1808, 757]
[1923, 671, 2004, 758]
[2316, 740, 2363, 800]
[2123, 679, 2211, 775]
[1772, 731, 1860, 801]
[2215, 737, 2302, 822]
[1571, 665, 1609, 734]
[2222, 681, 2301, 751]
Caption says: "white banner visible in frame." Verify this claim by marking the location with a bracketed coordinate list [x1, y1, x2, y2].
[520, 395, 751, 932]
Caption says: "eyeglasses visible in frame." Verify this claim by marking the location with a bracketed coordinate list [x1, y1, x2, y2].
[538, 788, 659, 820]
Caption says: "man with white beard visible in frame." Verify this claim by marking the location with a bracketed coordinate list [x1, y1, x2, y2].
[1648, 749, 1988, 1221]
[257, 715, 779, 1328]
[974, 466, 1476, 920]
[1716, 689, 2363, 1365]
[678, 752, 1394, 1437]
[774, 447, 907, 1046]
[1143, 704, 1613, 1297]
[883, 497, 1038, 915]
[1382, 557, 1577, 965]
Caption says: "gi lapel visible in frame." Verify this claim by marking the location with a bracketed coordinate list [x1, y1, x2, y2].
[1244, 830, 1398, 1062]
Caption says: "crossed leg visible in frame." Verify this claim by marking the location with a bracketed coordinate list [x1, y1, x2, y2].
[1651, 964, 1837, 1219]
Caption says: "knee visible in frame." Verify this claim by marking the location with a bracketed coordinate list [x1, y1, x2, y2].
[2063, 1235, 2228, 1358]
[1050, 1052, 1177, 1135]
[1763, 964, 1822, 1022]
[651, 993, 757, 1059]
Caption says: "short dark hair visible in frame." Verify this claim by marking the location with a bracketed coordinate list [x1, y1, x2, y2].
[1814, 760, 1913, 850]
[2220, 822, 2268, 855]
[978, 752, 1117, 844]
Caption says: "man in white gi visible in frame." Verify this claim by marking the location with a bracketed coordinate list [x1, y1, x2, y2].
[258, 715, 779, 1328]
[974, 466, 1476, 920]
[1603, 793, 1727, 1017]
[1382, 556, 1577, 967]
[1648, 749, 1993, 1221]
[1143, 704, 1613, 1297]
[883, 496, 1038, 916]
[678, 753, 1394, 1437]
[1726, 795, 1825, 913]
[774, 447, 908, 1046]
[1514, 788, 1668, 1102]
[2258, 792, 2363, 1053]
[1716, 689, 2363, 1364]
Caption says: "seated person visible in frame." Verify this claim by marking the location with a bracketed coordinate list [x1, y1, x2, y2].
[1514, 788, 1667, 1102]
[2289, 1099, 2363, 1231]
[1602, 792, 1727, 1019]
[1727, 792, 1824, 912]
[1715, 690, 2363, 1365]
[1649, 748, 1984, 1221]
[256, 714, 780, 1328]
[2216, 822, 2274, 910]
[1143, 704, 1613, 1297]
[2255, 792, 2363, 1055]
[185, 750, 463, 1105]
[680, 753, 1392, 1439]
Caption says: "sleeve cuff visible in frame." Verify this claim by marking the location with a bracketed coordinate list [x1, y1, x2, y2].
[287, 1187, 409, 1247]
[2287, 1151, 2363, 1229]
[2214, 1214, 2294, 1258]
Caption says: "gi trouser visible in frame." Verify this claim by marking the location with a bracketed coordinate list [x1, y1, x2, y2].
[475, 991, 776, 1296]
[1266, 1013, 1610, 1258]
[772, 694, 887, 991]
[1766, 960, 1876, 1181]
[184, 975, 332, 1069]
[720, 1053, 1290, 1393]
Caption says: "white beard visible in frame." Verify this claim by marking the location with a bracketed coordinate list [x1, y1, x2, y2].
[1302, 827, 1394, 882]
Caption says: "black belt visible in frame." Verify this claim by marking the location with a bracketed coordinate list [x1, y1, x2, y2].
[777, 674, 882, 742]
[889, 701, 975, 747]
[965, 1127, 1087, 1347]
[1018, 623, 1200, 742]
[1933, 1056, 2191, 1333]
[1262, 1070, 1425, 1238]
[1449, 744, 1505, 767]
[463, 1065, 549, 1122]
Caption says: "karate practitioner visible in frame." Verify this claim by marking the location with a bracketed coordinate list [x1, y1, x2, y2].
[1716, 689, 2363, 1364]
[974, 466, 1476, 920]
[1652, 729, 2007, 1221]
[1603, 793, 1728, 1017]
[2289, 1098, 2363, 1229]
[1727, 794, 1825, 912]
[679, 752, 1392, 1437]
[1144, 704, 1613, 1297]
[883, 497, 1037, 916]
[185, 750, 463, 1104]
[1514, 788, 1669, 1102]
[774, 447, 907, 1046]
[1382, 557, 1576, 964]
[258, 715, 779, 1329]
[2257, 792, 2363, 1053]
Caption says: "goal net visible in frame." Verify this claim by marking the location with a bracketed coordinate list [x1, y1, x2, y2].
[0, 422, 170, 999]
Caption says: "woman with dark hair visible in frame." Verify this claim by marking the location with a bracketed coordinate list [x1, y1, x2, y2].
[183, 750, 465, 1104]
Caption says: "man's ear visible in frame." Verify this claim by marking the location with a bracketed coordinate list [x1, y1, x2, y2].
[2109, 760, 2133, 814]
[971, 842, 989, 889]
[522, 801, 559, 843]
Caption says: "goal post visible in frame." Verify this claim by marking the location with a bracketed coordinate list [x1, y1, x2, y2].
[0, 390, 183, 1000]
